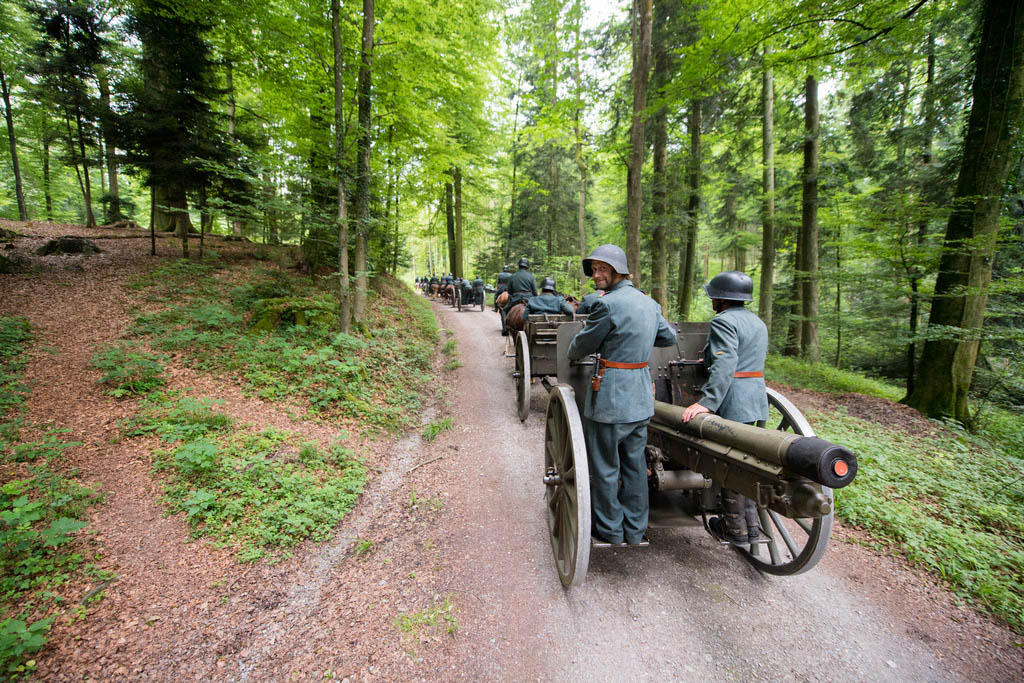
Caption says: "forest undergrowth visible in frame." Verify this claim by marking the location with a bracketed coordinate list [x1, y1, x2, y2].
[768, 357, 1024, 633]
[2, 250, 443, 676]
[0, 316, 109, 677]
[96, 257, 439, 564]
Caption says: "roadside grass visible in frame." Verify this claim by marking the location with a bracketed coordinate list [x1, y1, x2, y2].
[128, 393, 367, 563]
[422, 417, 452, 442]
[766, 355, 903, 401]
[768, 353, 1024, 632]
[126, 259, 438, 434]
[0, 317, 106, 677]
[393, 595, 458, 647]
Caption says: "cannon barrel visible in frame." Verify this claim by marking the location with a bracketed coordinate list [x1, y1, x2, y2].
[651, 402, 858, 489]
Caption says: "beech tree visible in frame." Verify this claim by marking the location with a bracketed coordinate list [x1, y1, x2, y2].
[905, 0, 1024, 423]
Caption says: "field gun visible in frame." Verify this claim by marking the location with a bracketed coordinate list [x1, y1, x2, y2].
[646, 406, 857, 519]
[538, 321, 860, 586]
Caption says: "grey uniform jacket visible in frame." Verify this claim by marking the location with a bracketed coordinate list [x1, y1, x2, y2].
[567, 280, 676, 423]
[526, 293, 573, 316]
[700, 306, 769, 423]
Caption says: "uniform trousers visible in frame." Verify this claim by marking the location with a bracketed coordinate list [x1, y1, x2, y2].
[584, 418, 649, 545]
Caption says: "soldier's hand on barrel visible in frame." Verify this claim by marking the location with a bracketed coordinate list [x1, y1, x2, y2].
[681, 402, 710, 422]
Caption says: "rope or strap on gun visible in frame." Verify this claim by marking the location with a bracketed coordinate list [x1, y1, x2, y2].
[733, 371, 764, 378]
[592, 358, 649, 393]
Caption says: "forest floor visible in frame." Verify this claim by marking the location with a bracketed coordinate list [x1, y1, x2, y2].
[1, 219, 1021, 681]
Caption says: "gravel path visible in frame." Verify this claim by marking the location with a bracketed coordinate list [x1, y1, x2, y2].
[427, 299, 1022, 682]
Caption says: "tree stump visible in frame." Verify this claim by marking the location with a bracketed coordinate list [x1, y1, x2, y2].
[36, 236, 103, 256]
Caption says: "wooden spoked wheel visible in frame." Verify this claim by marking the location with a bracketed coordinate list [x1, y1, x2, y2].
[739, 387, 834, 576]
[514, 331, 531, 422]
[544, 384, 591, 587]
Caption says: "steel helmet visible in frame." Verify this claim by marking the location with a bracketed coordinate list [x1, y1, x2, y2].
[518, 257, 530, 269]
[502, 265, 510, 272]
[704, 271, 754, 301]
[540, 276, 556, 291]
[582, 244, 630, 276]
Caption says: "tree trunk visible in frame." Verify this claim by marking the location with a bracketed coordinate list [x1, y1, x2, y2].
[454, 166, 464, 278]
[97, 66, 121, 223]
[226, 48, 243, 237]
[445, 177, 455, 273]
[73, 105, 96, 228]
[331, 0, 350, 332]
[906, 32, 936, 396]
[784, 243, 803, 357]
[678, 99, 701, 320]
[626, 0, 652, 287]
[352, 0, 374, 326]
[649, 7, 670, 314]
[800, 75, 820, 362]
[904, 0, 1024, 423]
[152, 182, 194, 239]
[43, 126, 52, 220]
[758, 58, 776, 332]
[507, 85, 520, 263]
[573, 3, 588, 289]
[198, 183, 207, 259]
[0, 59, 28, 221]
[149, 186, 156, 255]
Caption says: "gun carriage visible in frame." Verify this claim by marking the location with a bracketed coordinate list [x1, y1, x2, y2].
[455, 279, 486, 312]
[512, 312, 589, 422]
[534, 321, 858, 586]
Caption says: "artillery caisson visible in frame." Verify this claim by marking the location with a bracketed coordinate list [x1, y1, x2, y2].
[512, 312, 588, 422]
[541, 321, 858, 586]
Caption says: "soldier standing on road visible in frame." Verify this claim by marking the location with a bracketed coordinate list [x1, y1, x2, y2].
[526, 277, 574, 316]
[502, 258, 538, 335]
[567, 244, 676, 546]
[681, 271, 769, 546]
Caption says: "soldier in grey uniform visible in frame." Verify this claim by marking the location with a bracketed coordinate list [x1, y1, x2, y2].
[575, 289, 605, 315]
[526, 277, 574, 316]
[567, 244, 676, 546]
[494, 266, 512, 312]
[502, 258, 538, 335]
[681, 270, 769, 545]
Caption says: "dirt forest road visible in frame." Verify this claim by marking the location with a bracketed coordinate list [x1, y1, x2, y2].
[429, 298, 1021, 682]
[1, 228, 1018, 682]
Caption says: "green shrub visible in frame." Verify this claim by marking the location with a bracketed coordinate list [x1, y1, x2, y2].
[766, 355, 903, 401]
[0, 317, 32, 418]
[127, 267, 438, 433]
[813, 410, 1024, 632]
[90, 343, 166, 397]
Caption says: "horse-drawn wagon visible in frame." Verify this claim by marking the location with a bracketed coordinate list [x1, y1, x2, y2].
[511, 312, 588, 422]
[524, 320, 858, 586]
[455, 279, 486, 312]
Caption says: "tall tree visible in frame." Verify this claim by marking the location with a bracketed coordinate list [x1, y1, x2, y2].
[799, 74, 820, 361]
[331, 0, 350, 332]
[454, 165, 464, 277]
[649, 0, 678, 313]
[677, 99, 701, 320]
[758, 53, 775, 332]
[0, 56, 27, 220]
[626, 0, 652, 286]
[905, 0, 1024, 422]
[352, 0, 374, 325]
[125, 0, 223, 246]
[31, 0, 105, 228]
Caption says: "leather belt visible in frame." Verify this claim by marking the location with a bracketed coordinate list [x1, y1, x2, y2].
[592, 358, 649, 393]
[733, 371, 764, 378]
